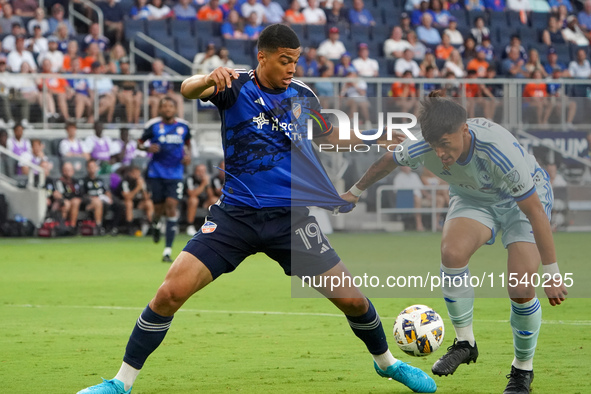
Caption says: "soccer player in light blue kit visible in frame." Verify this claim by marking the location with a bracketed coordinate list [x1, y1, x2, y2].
[76, 25, 436, 394]
[344, 91, 568, 394]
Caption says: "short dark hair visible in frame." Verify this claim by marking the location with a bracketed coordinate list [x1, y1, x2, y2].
[418, 90, 466, 144]
[257, 24, 300, 53]
[159, 96, 177, 108]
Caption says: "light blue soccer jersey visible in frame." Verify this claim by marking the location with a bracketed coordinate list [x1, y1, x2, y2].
[394, 118, 550, 207]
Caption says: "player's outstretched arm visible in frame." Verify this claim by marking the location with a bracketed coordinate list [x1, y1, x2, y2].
[516, 193, 568, 306]
[180, 67, 239, 100]
[340, 152, 398, 204]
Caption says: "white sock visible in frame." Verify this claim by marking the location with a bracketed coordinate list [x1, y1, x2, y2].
[163, 247, 172, 257]
[372, 349, 398, 370]
[455, 323, 475, 347]
[512, 356, 533, 371]
[114, 361, 140, 391]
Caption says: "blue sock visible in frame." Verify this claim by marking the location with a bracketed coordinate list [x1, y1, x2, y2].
[511, 298, 541, 367]
[165, 218, 177, 248]
[346, 299, 388, 355]
[123, 305, 173, 369]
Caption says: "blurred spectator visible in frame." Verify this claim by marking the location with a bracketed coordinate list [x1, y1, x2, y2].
[0, 4, 23, 35]
[400, 12, 414, 39]
[447, 0, 465, 10]
[7, 35, 36, 72]
[464, 69, 482, 117]
[523, 68, 549, 124]
[470, 16, 490, 45]
[428, 0, 451, 28]
[444, 17, 464, 45]
[244, 12, 264, 39]
[503, 35, 527, 60]
[394, 166, 425, 231]
[384, 26, 412, 59]
[407, 31, 427, 61]
[147, 0, 173, 20]
[443, 73, 460, 97]
[406, 0, 425, 11]
[221, 0, 240, 20]
[423, 65, 440, 94]
[478, 36, 494, 62]
[85, 122, 116, 166]
[507, 0, 532, 11]
[524, 48, 547, 78]
[420, 49, 440, 75]
[579, 0, 591, 32]
[548, 0, 572, 13]
[0, 128, 6, 149]
[7, 123, 31, 160]
[20, 139, 50, 176]
[460, 36, 478, 61]
[543, 47, 568, 76]
[556, 5, 569, 28]
[2, 23, 25, 53]
[420, 168, 448, 230]
[54, 161, 83, 229]
[316, 54, 335, 105]
[62, 40, 80, 72]
[389, 70, 419, 113]
[185, 164, 214, 236]
[546, 68, 577, 125]
[411, 1, 429, 26]
[568, 48, 591, 78]
[13, 0, 37, 18]
[55, 23, 72, 53]
[484, 0, 506, 10]
[112, 128, 143, 167]
[112, 165, 154, 234]
[340, 69, 371, 126]
[131, 0, 151, 20]
[28, 8, 49, 36]
[285, 0, 306, 24]
[148, 59, 184, 118]
[68, 58, 94, 123]
[326, 0, 347, 25]
[352, 43, 378, 77]
[221, 10, 248, 39]
[241, 0, 266, 24]
[38, 36, 64, 73]
[303, 0, 327, 24]
[502, 46, 527, 77]
[348, 0, 375, 26]
[480, 66, 502, 119]
[81, 43, 106, 73]
[465, 0, 485, 10]
[262, 0, 285, 23]
[435, 33, 454, 60]
[60, 121, 89, 159]
[174, 0, 198, 20]
[89, 62, 117, 123]
[100, 0, 125, 44]
[41, 58, 70, 121]
[80, 159, 111, 233]
[0, 59, 20, 127]
[192, 42, 221, 75]
[318, 26, 347, 61]
[211, 159, 225, 200]
[10, 62, 40, 125]
[107, 43, 127, 74]
[116, 57, 143, 125]
[48, 4, 75, 35]
[562, 15, 590, 46]
[218, 47, 235, 68]
[83, 23, 110, 53]
[334, 52, 354, 77]
[467, 47, 489, 76]
[296, 47, 319, 77]
[416, 13, 441, 45]
[198, 0, 224, 22]
[26, 25, 49, 55]
[395, 48, 421, 77]
[542, 15, 567, 46]
[443, 49, 466, 77]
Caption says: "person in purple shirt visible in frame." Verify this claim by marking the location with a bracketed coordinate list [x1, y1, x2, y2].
[348, 0, 376, 26]
[6, 123, 31, 158]
[59, 120, 90, 160]
[113, 128, 142, 167]
[85, 122, 115, 166]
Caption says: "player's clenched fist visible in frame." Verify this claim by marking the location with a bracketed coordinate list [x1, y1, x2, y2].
[206, 67, 240, 92]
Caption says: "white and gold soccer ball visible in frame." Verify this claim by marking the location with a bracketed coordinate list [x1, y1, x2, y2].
[393, 304, 445, 357]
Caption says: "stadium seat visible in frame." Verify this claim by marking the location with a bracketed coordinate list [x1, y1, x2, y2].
[124, 19, 145, 41]
[518, 26, 541, 45]
[156, 50, 192, 75]
[306, 24, 326, 41]
[145, 20, 169, 39]
[152, 36, 175, 59]
[177, 39, 199, 61]
[171, 20, 194, 40]
[49, 139, 62, 157]
[552, 43, 570, 63]
[223, 38, 249, 56]
[506, 11, 524, 27]
[199, 36, 223, 52]
[62, 157, 87, 178]
[351, 25, 372, 44]
[487, 11, 506, 29]
[372, 24, 391, 42]
[449, 9, 468, 26]
[467, 10, 487, 26]
[289, 24, 306, 41]
[530, 12, 549, 29]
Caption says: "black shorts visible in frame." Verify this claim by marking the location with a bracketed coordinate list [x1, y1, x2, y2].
[183, 202, 341, 280]
[147, 178, 184, 204]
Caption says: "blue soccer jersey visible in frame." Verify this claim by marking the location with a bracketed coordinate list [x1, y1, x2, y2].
[140, 117, 191, 180]
[202, 69, 351, 211]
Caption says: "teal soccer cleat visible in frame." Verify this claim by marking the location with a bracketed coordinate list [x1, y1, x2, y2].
[375, 360, 437, 393]
[76, 378, 131, 394]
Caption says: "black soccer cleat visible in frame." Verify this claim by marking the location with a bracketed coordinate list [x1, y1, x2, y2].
[162, 254, 172, 263]
[504, 366, 534, 394]
[151, 224, 161, 244]
[431, 338, 478, 376]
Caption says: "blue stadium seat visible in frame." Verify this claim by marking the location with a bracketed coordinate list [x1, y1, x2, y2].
[230, 52, 255, 68]
[449, 9, 468, 26]
[194, 21, 220, 38]
[156, 51, 192, 75]
[377, 58, 389, 77]
[306, 24, 326, 41]
[223, 38, 249, 56]
[177, 38, 199, 61]
[506, 11, 523, 27]
[530, 12, 549, 29]
[289, 24, 306, 41]
[372, 25, 391, 42]
[386, 59, 397, 75]
[552, 43, 570, 63]
[351, 24, 372, 43]
[145, 20, 169, 39]
[467, 10, 487, 26]
[198, 36, 223, 51]
[171, 20, 194, 39]
[487, 11, 506, 29]
[124, 19, 145, 41]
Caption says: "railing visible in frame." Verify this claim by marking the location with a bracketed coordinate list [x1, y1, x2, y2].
[69, 0, 104, 37]
[130, 32, 194, 76]
[0, 145, 45, 188]
[376, 184, 450, 232]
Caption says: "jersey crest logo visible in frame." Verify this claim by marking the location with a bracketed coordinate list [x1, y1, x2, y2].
[292, 103, 302, 119]
[253, 112, 269, 129]
[506, 169, 520, 183]
[201, 221, 217, 234]
[255, 97, 266, 106]
[176, 127, 184, 135]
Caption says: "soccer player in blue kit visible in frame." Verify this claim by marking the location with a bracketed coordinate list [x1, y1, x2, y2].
[138, 97, 191, 262]
[343, 91, 569, 394]
[76, 25, 437, 393]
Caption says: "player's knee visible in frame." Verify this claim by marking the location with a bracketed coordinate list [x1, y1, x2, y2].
[336, 297, 368, 316]
[440, 243, 469, 267]
[155, 283, 191, 310]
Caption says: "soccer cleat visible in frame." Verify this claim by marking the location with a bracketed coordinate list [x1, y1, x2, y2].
[76, 378, 131, 394]
[186, 224, 197, 236]
[431, 339, 478, 376]
[375, 360, 437, 393]
[151, 223, 160, 243]
[162, 254, 172, 263]
[504, 366, 534, 393]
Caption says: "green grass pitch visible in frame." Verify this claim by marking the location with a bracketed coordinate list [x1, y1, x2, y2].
[1, 232, 590, 393]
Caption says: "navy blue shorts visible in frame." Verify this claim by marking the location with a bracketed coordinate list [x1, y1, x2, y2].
[183, 202, 341, 280]
[147, 178, 184, 204]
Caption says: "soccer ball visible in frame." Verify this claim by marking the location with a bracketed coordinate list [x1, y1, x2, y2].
[393, 304, 445, 357]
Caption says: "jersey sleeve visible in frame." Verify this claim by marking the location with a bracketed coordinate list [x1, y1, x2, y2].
[392, 136, 429, 170]
[201, 72, 245, 110]
[139, 126, 153, 145]
[494, 141, 536, 201]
